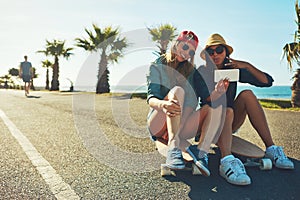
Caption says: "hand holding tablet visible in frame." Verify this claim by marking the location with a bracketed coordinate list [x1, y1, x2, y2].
[214, 69, 239, 82]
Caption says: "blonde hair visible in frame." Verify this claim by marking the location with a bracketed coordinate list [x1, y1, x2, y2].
[162, 41, 195, 86]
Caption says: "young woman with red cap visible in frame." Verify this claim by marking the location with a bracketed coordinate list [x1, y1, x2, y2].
[146, 31, 227, 176]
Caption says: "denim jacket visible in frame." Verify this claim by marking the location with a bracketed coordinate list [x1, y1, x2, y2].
[146, 57, 198, 109]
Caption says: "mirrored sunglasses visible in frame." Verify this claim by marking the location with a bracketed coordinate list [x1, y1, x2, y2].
[206, 45, 224, 56]
[182, 44, 195, 57]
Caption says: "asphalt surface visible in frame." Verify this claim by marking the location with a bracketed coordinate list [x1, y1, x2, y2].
[0, 89, 299, 199]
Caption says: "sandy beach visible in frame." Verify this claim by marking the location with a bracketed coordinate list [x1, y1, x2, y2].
[0, 89, 299, 199]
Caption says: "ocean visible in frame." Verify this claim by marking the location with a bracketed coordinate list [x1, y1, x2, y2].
[69, 85, 291, 100]
[237, 85, 291, 100]
[108, 85, 292, 100]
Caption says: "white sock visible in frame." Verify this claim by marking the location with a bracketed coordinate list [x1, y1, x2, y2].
[198, 149, 207, 158]
[220, 155, 235, 165]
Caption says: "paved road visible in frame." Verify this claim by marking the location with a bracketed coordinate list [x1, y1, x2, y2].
[0, 90, 299, 199]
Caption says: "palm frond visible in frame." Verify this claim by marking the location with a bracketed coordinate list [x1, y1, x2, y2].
[147, 23, 177, 54]
[37, 39, 73, 59]
[282, 0, 300, 70]
[282, 42, 300, 70]
[75, 24, 128, 64]
[41, 60, 53, 68]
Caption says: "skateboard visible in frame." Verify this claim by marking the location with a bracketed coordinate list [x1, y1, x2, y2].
[155, 138, 202, 176]
[231, 135, 272, 170]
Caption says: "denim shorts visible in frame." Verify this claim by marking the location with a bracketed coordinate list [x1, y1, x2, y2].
[22, 74, 31, 82]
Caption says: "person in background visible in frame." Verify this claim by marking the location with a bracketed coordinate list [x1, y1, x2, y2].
[19, 55, 33, 96]
[195, 33, 294, 186]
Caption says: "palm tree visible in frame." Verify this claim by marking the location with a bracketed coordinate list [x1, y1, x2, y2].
[8, 68, 19, 76]
[75, 24, 128, 94]
[41, 60, 53, 90]
[147, 23, 177, 55]
[0, 75, 11, 89]
[8, 68, 20, 89]
[282, 0, 300, 107]
[30, 67, 38, 90]
[37, 40, 73, 91]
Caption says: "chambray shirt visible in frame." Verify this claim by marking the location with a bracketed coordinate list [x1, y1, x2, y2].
[146, 57, 198, 109]
[20, 61, 32, 75]
[194, 64, 274, 108]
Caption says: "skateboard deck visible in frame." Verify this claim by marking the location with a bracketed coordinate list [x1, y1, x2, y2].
[155, 138, 201, 176]
[231, 135, 272, 170]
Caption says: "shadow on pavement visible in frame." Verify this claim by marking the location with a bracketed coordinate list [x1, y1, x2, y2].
[164, 148, 299, 200]
[26, 95, 41, 98]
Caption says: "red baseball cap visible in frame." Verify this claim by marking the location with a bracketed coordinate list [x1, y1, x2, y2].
[177, 30, 199, 49]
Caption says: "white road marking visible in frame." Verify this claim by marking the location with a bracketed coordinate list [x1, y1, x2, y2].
[0, 109, 80, 200]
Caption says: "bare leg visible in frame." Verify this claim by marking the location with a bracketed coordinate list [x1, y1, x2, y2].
[166, 86, 185, 148]
[217, 108, 234, 158]
[180, 105, 224, 153]
[180, 105, 210, 140]
[147, 86, 185, 147]
[24, 83, 28, 96]
[27, 81, 31, 94]
[232, 90, 274, 148]
[198, 105, 224, 153]
[147, 109, 167, 138]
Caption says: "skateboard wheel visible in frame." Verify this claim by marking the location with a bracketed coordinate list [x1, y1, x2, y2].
[259, 158, 272, 170]
[191, 164, 202, 175]
[161, 164, 172, 176]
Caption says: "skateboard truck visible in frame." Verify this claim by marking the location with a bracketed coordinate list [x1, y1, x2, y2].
[232, 135, 272, 170]
[160, 163, 202, 176]
[243, 158, 272, 170]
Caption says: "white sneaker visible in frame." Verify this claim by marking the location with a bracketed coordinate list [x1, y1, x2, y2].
[265, 146, 294, 169]
[219, 158, 251, 185]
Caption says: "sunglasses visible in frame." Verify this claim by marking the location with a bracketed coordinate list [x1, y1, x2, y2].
[206, 45, 225, 56]
[182, 44, 195, 57]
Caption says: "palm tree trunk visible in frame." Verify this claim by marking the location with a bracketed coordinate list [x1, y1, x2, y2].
[30, 78, 35, 90]
[4, 80, 8, 89]
[160, 40, 169, 55]
[291, 89, 300, 107]
[51, 56, 59, 91]
[45, 68, 49, 90]
[291, 69, 300, 107]
[96, 51, 109, 94]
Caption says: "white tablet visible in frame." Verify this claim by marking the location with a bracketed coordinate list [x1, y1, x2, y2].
[214, 69, 239, 82]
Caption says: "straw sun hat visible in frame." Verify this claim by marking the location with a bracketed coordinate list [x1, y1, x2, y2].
[200, 33, 233, 59]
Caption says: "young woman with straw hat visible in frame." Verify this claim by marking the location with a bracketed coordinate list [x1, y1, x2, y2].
[195, 33, 294, 186]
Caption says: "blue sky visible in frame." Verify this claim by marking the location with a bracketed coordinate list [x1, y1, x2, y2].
[0, 0, 297, 89]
